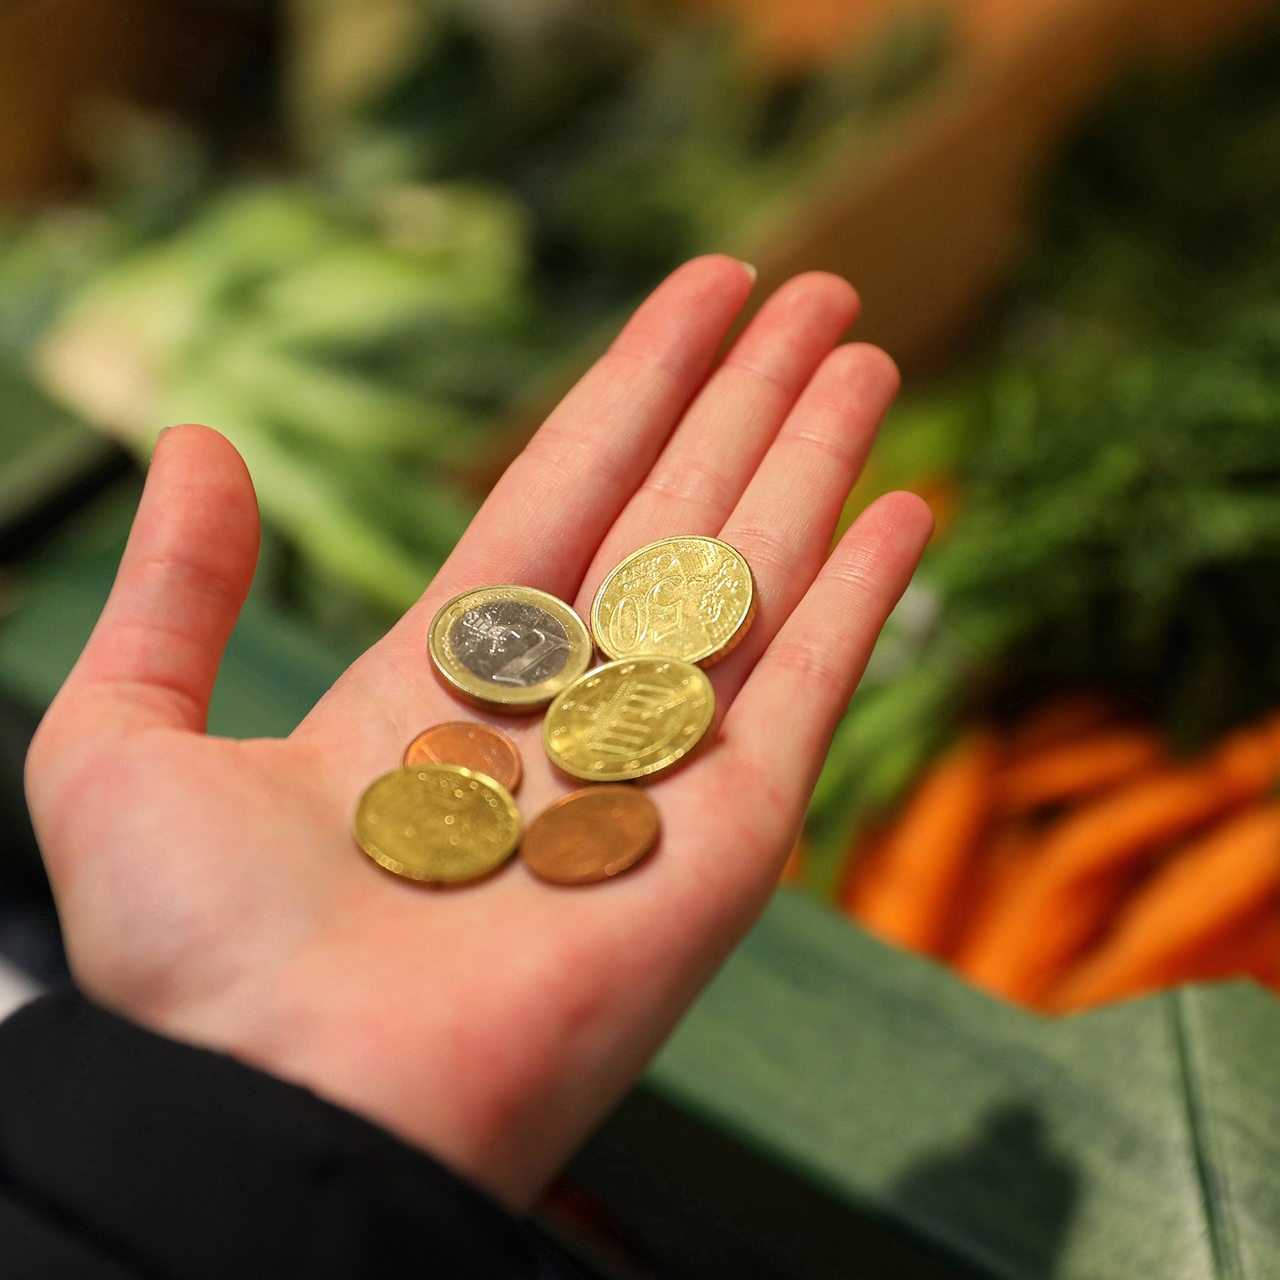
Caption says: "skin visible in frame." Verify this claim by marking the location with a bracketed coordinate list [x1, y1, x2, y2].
[24, 256, 932, 1210]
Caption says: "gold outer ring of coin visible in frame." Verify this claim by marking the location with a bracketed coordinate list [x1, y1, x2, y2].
[542, 656, 715, 783]
[428, 584, 593, 711]
[402, 721, 524, 794]
[589, 534, 756, 667]
[521, 785, 661, 885]
[353, 764, 521, 883]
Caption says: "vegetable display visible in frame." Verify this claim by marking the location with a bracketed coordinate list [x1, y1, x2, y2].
[813, 29, 1280, 1009]
[10, 0, 943, 644]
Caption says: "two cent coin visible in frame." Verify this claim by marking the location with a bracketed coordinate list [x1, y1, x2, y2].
[522, 786, 660, 884]
[403, 722, 523, 794]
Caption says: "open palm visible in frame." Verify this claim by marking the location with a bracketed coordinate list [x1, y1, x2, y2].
[25, 257, 930, 1209]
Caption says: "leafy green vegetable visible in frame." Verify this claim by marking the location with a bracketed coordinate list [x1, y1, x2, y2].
[808, 27, 1280, 887]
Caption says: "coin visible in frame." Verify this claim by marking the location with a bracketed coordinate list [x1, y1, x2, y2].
[402, 722, 523, 794]
[543, 657, 715, 782]
[522, 786, 661, 885]
[353, 765, 521, 883]
[590, 535, 756, 666]
[429, 585, 593, 711]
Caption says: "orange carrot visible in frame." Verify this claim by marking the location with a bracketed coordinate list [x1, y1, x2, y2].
[838, 823, 888, 913]
[1004, 691, 1120, 758]
[954, 714, 1280, 1005]
[945, 820, 1038, 961]
[995, 726, 1165, 816]
[849, 731, 999, 957]
[779, 833, 807, 886]
[1047, 803, 1280, 1011]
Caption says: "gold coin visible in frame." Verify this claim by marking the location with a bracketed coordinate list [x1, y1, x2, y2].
[590, 535, 756, 666]
[353, 765, 521, 883]
[428, 585, 593, 711]
[543, 657, 715, 782]
[522, 786, 661, 885]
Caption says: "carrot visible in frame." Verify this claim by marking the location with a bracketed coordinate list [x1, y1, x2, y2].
[995, 726, 1165, 816]
[1003, 691, 1120, 758]
[848, 731, 999, 957]
[838, 823, 888, 913]
[946, 820, 1038, 961]
[954, 713, 1280, 1005]
[779, 833, 807, 886]
[1046, 803, 1280, 1011]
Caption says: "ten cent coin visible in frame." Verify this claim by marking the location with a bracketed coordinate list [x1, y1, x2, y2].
[354, 765, 520, 883]
[522, 786, 661, 884]
[591, 535, 755, 666]
[543, 657, 715, 782]
[402, 722, 523, 794]
[429, 585, 593, 711]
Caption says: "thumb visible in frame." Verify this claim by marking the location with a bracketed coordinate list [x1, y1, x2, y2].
[31, 424, 260, 768]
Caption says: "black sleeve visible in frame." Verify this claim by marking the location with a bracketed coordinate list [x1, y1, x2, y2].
[0, 989, 589, 1279]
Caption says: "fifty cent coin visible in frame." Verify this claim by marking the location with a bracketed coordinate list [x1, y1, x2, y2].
[403, 722, 523, 794]
[522, 786, 661, 885]
[429, 585, 592, 711]
[543, 657, 714, 782]
[354, 765, 520, 883]
[591, 535, 755, 666]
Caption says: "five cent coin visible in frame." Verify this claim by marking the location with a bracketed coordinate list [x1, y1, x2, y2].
[590, 535, 755, 666]
[403, 722, 523, 794]
[354, 765, 521, 883]
[429, 585, 593, 711]
[543, 656, 715, 782]
[522, 786, 660, 884]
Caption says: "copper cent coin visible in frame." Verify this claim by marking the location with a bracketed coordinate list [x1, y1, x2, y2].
[402, 722, 523, 794]
[521, 786, 661, 885]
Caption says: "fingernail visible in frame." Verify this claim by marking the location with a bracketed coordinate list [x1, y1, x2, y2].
[737, 259, 758, 283]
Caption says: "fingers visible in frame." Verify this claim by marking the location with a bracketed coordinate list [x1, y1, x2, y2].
[418, 255, 757, 610]
[579, 272, 860, 594]
[721, 491, 934, 835]
[33, 425, 260, 758]
[710, 342, 901, 698]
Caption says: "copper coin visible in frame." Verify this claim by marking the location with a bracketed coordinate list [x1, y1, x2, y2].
[402, 722, 523, 794]
[521, 786, 660, 885]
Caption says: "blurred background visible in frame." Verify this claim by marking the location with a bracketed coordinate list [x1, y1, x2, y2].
[1, 1, 1279, 1274]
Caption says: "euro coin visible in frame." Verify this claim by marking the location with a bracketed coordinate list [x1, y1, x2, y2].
[522, 786, 661, 885]
[403, 722, 523, 794]
[354, 765, 520, 883]
[590, 535, 755, 666]
[543, 657, 714, 782]
[429, 585, 592, 711]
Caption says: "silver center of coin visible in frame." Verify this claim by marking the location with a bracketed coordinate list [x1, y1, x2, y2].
[450, 602, 572, 687]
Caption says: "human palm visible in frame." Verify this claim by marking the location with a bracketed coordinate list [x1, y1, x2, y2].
[25, 258, 930, 1209]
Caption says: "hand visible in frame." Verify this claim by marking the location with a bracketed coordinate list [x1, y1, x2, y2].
[25, 257, 931, 1209]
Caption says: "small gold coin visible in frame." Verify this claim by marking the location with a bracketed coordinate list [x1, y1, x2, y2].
[354, 765, 520, 883]
[428, 585, 593, 711]
[402, 722, 523, 794]
[543, 657, 715, 782]
[522, 786, 661, 885]
[590, 535, 756, 666]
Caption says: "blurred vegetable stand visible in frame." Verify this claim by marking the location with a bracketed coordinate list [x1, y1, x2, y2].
[1, 2, 1279, 1277]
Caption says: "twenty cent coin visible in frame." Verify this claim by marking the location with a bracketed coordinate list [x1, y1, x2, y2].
[522, 786, 661, 885]
[590, 535, 755, 666]
[354, 765, 521, 883]
[429, 585, 593, 711]
[543, 657, 715, 782]
[402, 721, 523, 794]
